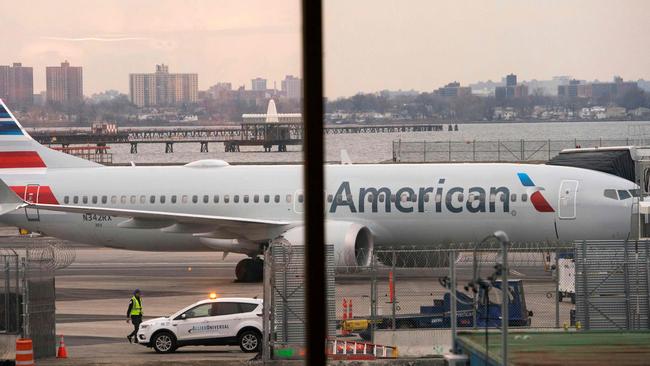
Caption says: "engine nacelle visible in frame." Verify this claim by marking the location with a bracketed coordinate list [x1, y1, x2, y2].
[281, 221, 374, 268]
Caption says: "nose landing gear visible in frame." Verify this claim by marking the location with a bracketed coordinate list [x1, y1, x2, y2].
[235, 257, 264, 282]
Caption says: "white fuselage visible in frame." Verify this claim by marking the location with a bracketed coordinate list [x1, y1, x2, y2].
[0, 163, 636, 252]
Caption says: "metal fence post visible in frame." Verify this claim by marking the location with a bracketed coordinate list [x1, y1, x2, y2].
[581, 240, 590, 330]
[472, 140, 476, 161]
[262, 245, 272, 361]
[21, 257, 28, 339]
[555, 251, 560, 328]
[645, 241, 650, 330]
[497, 140, 501, 162]
[423, 141, 426, 162]
[520, 139, 524, 161]
[449, 250, 457, 352]
[623, 240, 631, 329]
[472, 250, 477, 330]
[448, 140, 452, 162]
[392, 250, 396, 330]
[3, 257, 9, 333]
[500, 236, 509, 366]
[370, 251, 377, 343]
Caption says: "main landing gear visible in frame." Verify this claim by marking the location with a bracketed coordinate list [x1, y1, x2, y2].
[235, 257, 264, 282]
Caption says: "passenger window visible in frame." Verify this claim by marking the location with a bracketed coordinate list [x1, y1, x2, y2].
[92, 196, 98, 204]
[120, 196, 126, 204]
[510, 193, 517, 202]
[192, 195, 198, 204]
[618, 190, 631, 200]
[224, 195, 230, 203]
[160, 195, 166, 204]
[101, 196, 107, 204]
[327, 194, 333, 203]
[285, 194, 291, 203]
[149, 195, 155, 204]
[521, 193, 528, 202]
[140, 195, 146, 204]
[64, 196, 69, 204]
[367, 194, 374, 203]
[171, 195, 177, 204]
[489, 194, 496, 203]
[274, 195, 280, 203]
[73, 196, 79, 204]
[238, 303, 258, 313]
[244, 195, 249, 203]
[110, 196, 117, 204]
[264, 195, 270, 203]
[298, 194, 304, 203]
[499, 194, 505, 202]
[213, 302, 241, 316]
[424, 193, 430, 203]
[180, 303, 213, 319]
[603, 189, 617, 200]
[435, 194, 442, 203]
[213, 195, 219, 203]
[130, 195, 136, 204]
[390, 194, 396, 203]
[234, 195, 240, 203]
[378, 194, 385, 203]
[457, 193, 464, 201]
[254, 194, 259, 203]
[411, 194, 417, 203]
[83, 196, 88, 204]
[400, 193, 408, 203]
[182, 195, 188, 204]
[203, 195, 209, 203]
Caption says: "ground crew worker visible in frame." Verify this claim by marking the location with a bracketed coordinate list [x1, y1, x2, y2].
[126, 289, 143, 343]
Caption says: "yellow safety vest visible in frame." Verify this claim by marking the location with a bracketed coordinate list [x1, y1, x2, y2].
[130, 296, 142, 316]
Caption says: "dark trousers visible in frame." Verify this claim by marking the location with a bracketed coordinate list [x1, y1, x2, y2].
[129, 315, 142, 341]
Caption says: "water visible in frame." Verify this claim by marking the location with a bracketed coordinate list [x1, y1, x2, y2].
[98, 121, 649, 165]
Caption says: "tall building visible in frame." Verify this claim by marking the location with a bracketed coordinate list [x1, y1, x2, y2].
[506, 74, 517, 87]
[0, 63, 33, 107]
[46, 61, 83, 104]
[281, 75, 302, 100]
[129, 64, 198, 107]
[496, 73, 526, 100]
[435, 82, 472, 97]
[251, 77, 267, 91]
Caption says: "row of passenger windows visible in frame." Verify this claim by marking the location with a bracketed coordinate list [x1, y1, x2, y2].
[63, 192, 524, 205]
[603, 189, 639, 201]
[64, 194, 296, 205]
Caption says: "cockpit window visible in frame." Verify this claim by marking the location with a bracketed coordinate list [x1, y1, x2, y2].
[629, 189, 640, 198]
[617, 190, 631, 200]
[603, 189, 617, 200]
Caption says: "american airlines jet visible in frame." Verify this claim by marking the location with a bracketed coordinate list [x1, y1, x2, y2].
[0, 100, 637, 281]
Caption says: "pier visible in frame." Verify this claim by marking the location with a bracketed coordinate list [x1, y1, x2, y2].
[29, 122, 449, 153]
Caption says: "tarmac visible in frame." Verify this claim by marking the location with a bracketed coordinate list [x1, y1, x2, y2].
[0, 225, 569, 365]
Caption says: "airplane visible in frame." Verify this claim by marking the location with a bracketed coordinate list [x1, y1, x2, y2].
[0, 99, 638, 281]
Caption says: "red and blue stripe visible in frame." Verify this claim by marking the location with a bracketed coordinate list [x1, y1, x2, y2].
[517, 172, 555, 213]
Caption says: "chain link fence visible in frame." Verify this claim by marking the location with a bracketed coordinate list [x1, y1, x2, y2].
[1, 240, 75, 360]
[335, 242, 574, 356]
[393, 139, 633, 163]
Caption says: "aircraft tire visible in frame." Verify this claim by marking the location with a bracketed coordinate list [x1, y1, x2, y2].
[235, 258, 264, 282]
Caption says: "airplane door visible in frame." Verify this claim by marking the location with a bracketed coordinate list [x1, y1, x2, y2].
[23, 184, 40, 221]
[558, 180, 578, 220]
[293, 190, 304, 213]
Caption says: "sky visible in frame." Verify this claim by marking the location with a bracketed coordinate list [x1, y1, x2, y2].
[3, 0, 649, 98]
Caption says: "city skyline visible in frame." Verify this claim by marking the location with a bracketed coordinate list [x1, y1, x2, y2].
[2, 0, 650, 98]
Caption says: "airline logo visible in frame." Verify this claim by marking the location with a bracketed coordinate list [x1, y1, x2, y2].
[0, 104, 23, 135]
[516, 172, 554, 212]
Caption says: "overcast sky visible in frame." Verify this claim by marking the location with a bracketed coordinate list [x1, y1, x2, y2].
[3, 0, 649, 98]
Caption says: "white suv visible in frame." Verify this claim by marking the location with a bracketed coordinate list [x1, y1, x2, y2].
[137, 297, 263, 353]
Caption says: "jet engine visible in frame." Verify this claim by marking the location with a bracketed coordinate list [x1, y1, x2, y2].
[281, 221, 374, 268]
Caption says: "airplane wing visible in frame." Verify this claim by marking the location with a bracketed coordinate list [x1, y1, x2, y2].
[0, 178, 291, 240]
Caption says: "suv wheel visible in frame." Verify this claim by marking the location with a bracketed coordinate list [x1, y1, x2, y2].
[152, 331, 176, 353]
[239, 330, 261, 353]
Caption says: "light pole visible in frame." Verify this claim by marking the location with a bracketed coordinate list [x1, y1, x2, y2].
[493, 230, 510, 366]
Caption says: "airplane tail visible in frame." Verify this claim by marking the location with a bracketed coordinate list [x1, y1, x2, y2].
[0, 99, 100, 169]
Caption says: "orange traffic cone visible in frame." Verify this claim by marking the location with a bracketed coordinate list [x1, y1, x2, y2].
[57, 334, 68, 358]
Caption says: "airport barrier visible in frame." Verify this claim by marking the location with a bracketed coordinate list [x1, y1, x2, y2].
[334, 242, 575, 357]
[575, 240, 650, 330]
[0, 240, 66, 359]
[392, 138, 633, 163]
